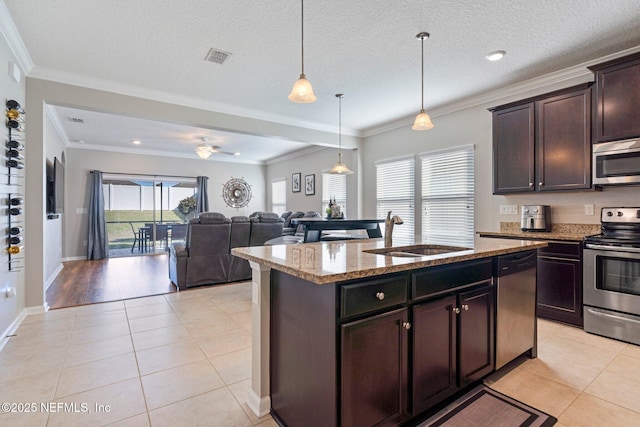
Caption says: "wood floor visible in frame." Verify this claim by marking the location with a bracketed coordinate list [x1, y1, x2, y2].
[46, 254, 177, 309]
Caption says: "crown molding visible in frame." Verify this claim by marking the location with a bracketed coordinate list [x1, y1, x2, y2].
[27, 66, 362, 138]
[264, 145, 328, 165]
[0, 1, 34, 75]
[362, 45, 640, 137]
[67, 142, 263, 165]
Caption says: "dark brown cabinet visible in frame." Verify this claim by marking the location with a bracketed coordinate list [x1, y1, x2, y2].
[411, 260, 494, 416]
[341, 308, 409, 427]
[537, 242, 583, 327]
[589, 52, 640, 142]
[490, 85, 592, 194]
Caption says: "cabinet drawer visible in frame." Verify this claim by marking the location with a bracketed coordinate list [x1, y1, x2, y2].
[537, 241, 581, 259]
[412, 259, 492, 301]
[340, 275, 407, 318]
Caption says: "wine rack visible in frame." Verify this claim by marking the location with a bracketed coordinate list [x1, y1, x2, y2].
[6, 99, 25, 271]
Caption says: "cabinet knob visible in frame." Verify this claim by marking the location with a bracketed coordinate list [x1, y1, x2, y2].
[529, 182, 533, 187]
[453, 307, 460, 314]
[539, 181, 543, 186]
[462, 304, 469, 311]
[402, 321, 411, 330]
[375, 291, 385, 301]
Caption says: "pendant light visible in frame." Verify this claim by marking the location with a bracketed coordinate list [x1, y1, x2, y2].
[325, 94, 354, 175]
[412, 32, 434, 131]
[288, 0, 317, 103]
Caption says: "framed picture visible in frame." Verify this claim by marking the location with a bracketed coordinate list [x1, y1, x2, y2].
[292, 172, 301, 193]
[305, 174, 315, 195]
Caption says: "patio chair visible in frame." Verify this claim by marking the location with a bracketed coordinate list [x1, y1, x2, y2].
[129, 222, 149, 252]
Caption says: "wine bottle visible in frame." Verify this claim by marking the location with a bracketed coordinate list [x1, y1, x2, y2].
[10, 207, 23, 216]
[7, 159, 24, 169]
[10, 197, 23, 206]
[6, 100, 24, 112]
[7, 140, 24, 149]
[6, 120, 24, 131]
[7, 149, 24, 159]
[7, 245, 22, 255]
[9, 235, 23, 245]
[9, 226, 23, 235]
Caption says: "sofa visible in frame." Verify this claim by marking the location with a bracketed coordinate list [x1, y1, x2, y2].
[168, 211, 284, 290]
[281, 211, 321, 235]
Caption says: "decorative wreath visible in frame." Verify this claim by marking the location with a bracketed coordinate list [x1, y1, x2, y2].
[222, 177, 252, 208]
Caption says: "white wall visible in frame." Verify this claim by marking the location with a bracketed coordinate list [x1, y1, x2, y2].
[0, 35, 26, 336]
[65, 148, 266, 259]
[265, 147, 361, 217]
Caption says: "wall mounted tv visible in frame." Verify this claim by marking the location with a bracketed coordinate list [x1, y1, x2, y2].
[46, 156, 64, 216]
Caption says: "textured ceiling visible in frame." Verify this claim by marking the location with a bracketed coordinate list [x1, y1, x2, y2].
[5, 0, 640, 161]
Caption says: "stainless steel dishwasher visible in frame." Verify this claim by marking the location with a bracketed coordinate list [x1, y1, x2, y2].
[495, 250, 537, 369]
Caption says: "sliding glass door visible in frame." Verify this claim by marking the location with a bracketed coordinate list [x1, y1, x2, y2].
[102, 174, 196, 257]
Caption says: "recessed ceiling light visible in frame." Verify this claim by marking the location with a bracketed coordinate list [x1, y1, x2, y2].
[234, 152, 241, 156]
[485, 50, 506, 61]
[132, 140, 141, 145]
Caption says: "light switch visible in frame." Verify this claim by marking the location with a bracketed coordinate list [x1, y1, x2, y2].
[499, 205, 518, 215]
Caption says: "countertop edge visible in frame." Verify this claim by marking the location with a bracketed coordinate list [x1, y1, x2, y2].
[232, 240, 548, 284]
[477, 231, 593, 242]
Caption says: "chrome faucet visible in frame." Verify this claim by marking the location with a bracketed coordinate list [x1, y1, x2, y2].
[384, 210, 404, 247]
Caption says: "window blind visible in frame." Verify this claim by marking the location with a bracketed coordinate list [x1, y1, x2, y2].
[376, 157, 415, 245]
[420, 145, 474, 247]
[271, 178, 287, 214]
[322, 174, 347, 218]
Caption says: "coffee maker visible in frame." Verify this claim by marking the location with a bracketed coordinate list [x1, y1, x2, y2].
[520, 205, 551, 232]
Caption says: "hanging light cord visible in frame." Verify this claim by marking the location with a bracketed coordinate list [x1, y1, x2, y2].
[338, 94, 342, 154]
[300, 0, 305, 75]
[420, 35, 425, 112]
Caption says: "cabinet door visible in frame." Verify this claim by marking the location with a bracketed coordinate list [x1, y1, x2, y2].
[412, 295, 458, 415]
[492, 103, 535, 194]
[591, 53, 640, 142]
[341, 308, 409, 427]
[458, 284, 495, 386]
[537, 87, 591, 191]
[537, 256, 583, 326]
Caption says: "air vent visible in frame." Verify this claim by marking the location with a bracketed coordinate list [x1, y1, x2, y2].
[69, 117, 84, 123]
[204, 48, 232, 65]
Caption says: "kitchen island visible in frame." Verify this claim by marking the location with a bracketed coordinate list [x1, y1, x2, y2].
[232, 237, 547, 427]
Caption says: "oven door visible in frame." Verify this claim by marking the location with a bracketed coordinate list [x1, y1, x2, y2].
[583, 246, 640, 313]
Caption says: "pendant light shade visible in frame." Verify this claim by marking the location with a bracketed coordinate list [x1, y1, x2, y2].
[288, 0, 316, 103]
[325, 94, 354, 175]
[412, 32, 434, 131]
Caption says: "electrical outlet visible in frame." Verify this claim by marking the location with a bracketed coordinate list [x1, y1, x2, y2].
[499, 205, 518, 215]
[585, 204, 595, 216]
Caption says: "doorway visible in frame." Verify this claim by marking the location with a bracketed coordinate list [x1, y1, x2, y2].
[102, 173, 197, 258]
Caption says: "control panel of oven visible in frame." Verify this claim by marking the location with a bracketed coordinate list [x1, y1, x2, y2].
[601, 207, 640, 223]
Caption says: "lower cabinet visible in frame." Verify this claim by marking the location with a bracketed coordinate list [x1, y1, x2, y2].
[412, 284, 495, 415]
[537, 242, 583, 326]
[341, 308, 409, 427]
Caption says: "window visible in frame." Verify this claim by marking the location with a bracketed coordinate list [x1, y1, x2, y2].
[376, 156, 415, 245]
[420, 145, 474, 247]
[322, 174, 347, 218]
[271, 178, 287, 214]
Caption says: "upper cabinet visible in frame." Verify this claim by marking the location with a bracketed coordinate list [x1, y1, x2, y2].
[490, 85, 592, 194]
[589, 52, 640, 143]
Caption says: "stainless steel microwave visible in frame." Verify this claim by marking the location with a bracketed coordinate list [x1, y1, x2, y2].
[593, 139, 640, 185]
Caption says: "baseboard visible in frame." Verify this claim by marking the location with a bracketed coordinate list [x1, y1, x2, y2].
[62, 256, 87, 262]
[45, 263, 64, 291]
[0, 308, 28, 353]
[246, 389, 271, 418]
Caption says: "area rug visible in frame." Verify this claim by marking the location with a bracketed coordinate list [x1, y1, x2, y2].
[418, 385, 557, 427]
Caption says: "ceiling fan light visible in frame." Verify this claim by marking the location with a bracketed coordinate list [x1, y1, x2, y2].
[195, 144, 213, 159]
[288, 74, 317, 103]
[412, 110, 434, 131]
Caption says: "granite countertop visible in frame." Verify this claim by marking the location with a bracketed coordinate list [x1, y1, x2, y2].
[231, 237, 547, 284]
[477, 222, 601, 242]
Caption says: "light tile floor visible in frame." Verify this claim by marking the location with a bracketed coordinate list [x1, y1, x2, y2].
[2, 282, 640, 426]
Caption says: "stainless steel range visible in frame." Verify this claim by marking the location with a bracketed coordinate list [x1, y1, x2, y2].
[583, 207, 640, 345]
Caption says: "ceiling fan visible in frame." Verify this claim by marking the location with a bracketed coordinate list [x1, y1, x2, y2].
[195, 137, 240, 159]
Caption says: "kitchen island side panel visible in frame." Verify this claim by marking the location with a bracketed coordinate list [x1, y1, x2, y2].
[270, 270, 338, 427]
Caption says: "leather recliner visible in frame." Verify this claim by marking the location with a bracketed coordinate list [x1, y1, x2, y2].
[228, 216, 252, 282]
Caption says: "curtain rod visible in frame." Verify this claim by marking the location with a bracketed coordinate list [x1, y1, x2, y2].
[89, 171, 203, 180]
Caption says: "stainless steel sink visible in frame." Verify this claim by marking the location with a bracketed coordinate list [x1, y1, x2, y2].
[363, 244, 471, 257]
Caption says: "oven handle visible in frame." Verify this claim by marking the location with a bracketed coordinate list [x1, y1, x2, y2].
[586, 308, 640, 324]
[585, 244, 640, 253]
